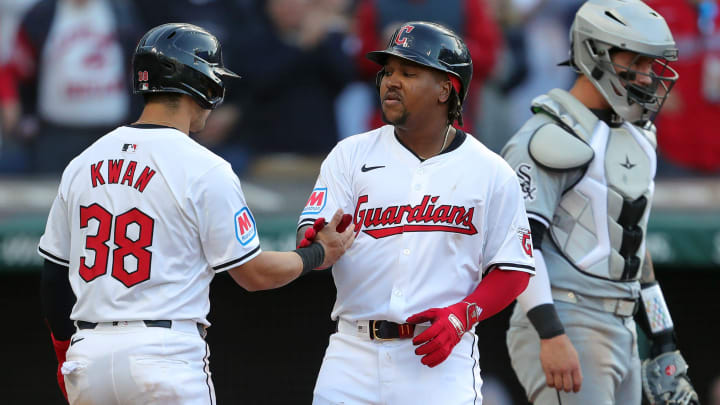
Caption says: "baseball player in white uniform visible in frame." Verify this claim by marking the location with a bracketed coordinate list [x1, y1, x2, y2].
[297, 22, 535, 405]
[502, 1, 698, 404]
[38, 23, 354, 405]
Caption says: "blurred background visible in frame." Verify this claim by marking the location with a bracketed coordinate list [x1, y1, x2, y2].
[0, 0, 718, 404]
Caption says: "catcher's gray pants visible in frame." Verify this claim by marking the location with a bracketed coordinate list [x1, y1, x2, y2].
[507, 298, 641, 405]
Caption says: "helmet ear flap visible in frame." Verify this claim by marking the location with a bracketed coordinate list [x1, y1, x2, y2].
[161, 59, 176, 74]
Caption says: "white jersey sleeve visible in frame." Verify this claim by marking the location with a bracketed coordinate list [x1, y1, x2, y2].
[191, 163, 261, 272]
[38, 189, 71, 267]
[481, 175, 536, 275]
[298, 144, 354, 229]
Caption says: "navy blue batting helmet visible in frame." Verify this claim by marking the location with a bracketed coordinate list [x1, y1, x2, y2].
[132, 23, 240, 109]
[367, 21, 473, 103]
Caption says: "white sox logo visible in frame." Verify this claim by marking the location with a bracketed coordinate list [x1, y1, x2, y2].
[353, 195, 477, 239]
[516, 163, 536, 201]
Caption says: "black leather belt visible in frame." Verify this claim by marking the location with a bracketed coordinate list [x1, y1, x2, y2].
[369, 320, 416, 341]
[77, 320, 205, 337]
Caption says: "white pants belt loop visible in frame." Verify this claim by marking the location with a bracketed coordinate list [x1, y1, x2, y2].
[551, 288, 638, 317]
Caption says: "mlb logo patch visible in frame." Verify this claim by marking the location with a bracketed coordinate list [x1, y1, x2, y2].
[302, 187, 327, 214]
[234, 208, 257, 246]
[122, 143, 137, 153]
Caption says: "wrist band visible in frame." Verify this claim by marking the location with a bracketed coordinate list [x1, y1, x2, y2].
[527, 303, 565, 339]
[294, 243, 325, 276]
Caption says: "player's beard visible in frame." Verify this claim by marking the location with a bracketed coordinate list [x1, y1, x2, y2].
[381, 108, 409, 126]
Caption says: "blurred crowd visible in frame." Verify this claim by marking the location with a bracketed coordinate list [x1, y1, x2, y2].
[0, 0, 719, 177]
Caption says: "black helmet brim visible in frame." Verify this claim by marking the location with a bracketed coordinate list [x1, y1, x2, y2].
[215, 66, 241, 79]
[367, 49, 453, 77]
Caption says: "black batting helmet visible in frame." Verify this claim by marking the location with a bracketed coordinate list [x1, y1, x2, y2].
[132, 23, 240, 110]
[366, 21, 473, 103]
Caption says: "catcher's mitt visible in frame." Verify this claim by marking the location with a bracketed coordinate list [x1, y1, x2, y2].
[641, 351, 698, 405]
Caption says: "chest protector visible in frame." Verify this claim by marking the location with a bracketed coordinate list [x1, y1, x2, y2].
[530, 89, 656, 281]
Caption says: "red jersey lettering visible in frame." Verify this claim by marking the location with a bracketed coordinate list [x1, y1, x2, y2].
[107, 159, 124, 184]
[133, 166, 156, 193]
[121, 161, 137, 186]
[91, 161, 105, 187]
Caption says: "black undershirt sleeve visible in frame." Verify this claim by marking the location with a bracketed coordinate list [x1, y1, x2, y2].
[40, 259, 76, 340]
[529, 218, 546, 250]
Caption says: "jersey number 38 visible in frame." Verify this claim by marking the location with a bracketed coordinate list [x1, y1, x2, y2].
[79, 203, 155, 288]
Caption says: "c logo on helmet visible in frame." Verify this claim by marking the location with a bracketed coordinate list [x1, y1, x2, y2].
[394, 25, 415, 47]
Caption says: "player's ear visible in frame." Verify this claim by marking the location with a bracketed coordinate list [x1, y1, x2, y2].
[437, 77, 451, 104]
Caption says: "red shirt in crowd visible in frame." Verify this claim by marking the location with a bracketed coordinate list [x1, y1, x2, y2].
[647, 0, 720, 172]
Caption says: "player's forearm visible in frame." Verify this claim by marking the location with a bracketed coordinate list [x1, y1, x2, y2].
[640, 249, 656, 283]
[464, 268, 530, 321]
[229, 242, 327, 291]
[229, 251, 304, 291]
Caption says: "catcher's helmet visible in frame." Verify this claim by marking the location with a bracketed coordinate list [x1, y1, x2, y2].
[569, 0, 679, 122]
[366, 21, 473, 103]
[132, 23, 240, 110]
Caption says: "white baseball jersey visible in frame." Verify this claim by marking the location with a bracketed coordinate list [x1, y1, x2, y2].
[38, 124, 261, 326]
[298, 125, 535, 323]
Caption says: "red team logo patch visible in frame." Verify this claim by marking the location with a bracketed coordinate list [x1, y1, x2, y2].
[234, 208, 257, 246]
[302, 187, 327, 214]
[517, 228, 533, 257]
[394, 25, 415, 46]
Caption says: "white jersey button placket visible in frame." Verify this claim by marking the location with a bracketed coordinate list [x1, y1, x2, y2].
[411, 168, 426, 195]
[388, 238, 411, 317]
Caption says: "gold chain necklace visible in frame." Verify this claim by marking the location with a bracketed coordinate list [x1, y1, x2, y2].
[417, 125, 451, 160]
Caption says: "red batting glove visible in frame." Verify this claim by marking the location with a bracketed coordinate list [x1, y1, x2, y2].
[297, 218, 326, 248]
[406, 301, 481, 367]
[297, 214, 352, 248]
[50, 332, 70, 400]
[335, 214, 353, 233]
